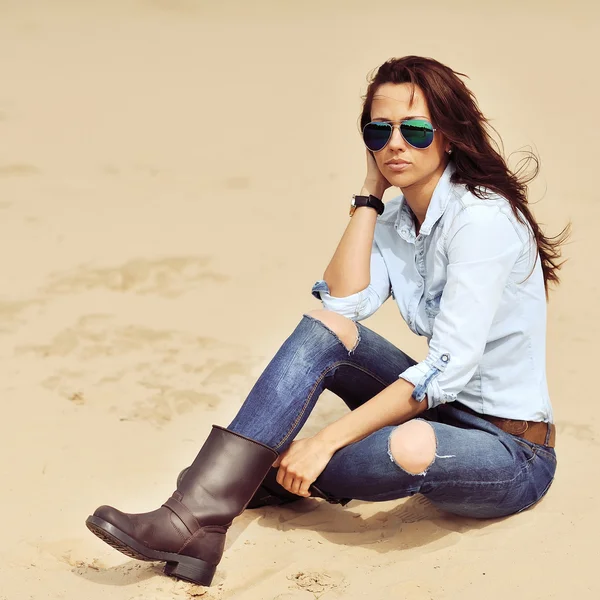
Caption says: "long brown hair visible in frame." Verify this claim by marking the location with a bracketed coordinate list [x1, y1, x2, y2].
[360, 56, 570, 296]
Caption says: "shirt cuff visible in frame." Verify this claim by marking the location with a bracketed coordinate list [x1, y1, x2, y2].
[311, 280, 362, 320]
[398, 353, 457, 409]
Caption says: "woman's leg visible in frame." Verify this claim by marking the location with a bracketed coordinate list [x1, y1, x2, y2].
[228, 310, 556, 518]
[176, 309, 418, 507]
[312, 403, 557, 518]
[226, 310, 417, 452]
[86, 310, 420, 585]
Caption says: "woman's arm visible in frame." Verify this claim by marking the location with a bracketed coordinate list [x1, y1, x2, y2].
[323, 200, 379, 297]
[322, 152, 390, 296]
[314, 378, 427, 453]
[312, 239, 392, 321]
[274, 378, 425, 496]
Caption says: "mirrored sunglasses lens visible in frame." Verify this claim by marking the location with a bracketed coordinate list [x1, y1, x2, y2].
[363, 123, 392, 152]
[400, 120, 434, 149]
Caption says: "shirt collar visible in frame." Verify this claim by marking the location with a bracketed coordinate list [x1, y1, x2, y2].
[394, 161, 456, 240]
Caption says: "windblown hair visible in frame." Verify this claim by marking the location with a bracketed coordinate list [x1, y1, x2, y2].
[360, 56, 570, 296]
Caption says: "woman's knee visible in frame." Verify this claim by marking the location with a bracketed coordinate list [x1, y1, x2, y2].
[388, 420, 437, 475]
[304, 309, 359, 353]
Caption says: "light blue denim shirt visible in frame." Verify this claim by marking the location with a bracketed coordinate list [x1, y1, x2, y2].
[312, 162, 553, 423]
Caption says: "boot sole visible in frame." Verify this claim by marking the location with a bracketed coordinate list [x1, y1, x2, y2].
[85, 515, 217, 586]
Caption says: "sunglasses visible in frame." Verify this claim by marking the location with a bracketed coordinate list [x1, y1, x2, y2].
[362, 119, 436, 152]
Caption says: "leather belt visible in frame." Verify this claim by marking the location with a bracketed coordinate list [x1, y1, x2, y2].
[455, 403, 556, 448]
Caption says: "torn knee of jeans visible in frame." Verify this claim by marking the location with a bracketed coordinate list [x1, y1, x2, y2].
[303, 311, 361, 356]
[387, 420, 437, 476]
[347, 326, 361, 355]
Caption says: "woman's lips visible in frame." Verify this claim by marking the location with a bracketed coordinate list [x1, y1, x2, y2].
[385, 162, 411, 172]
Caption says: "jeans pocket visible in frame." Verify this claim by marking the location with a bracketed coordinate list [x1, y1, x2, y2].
[514, 437, 557, 466]
[531, 443, 558, 464]
[512, 438, 557, 513]
[513, 438, 537, 467]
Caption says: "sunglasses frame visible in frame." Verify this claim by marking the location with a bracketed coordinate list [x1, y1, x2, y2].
[362, 119, 437, 152]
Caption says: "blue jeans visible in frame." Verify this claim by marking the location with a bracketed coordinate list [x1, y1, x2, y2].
[227, 314, 557, 518]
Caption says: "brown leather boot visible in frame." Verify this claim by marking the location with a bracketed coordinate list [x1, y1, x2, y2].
[177, 464, 302, 508]
[85, 425, 278, 586]
[177, 465, 353, 509]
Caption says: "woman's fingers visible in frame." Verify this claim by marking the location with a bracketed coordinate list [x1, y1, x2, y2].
[288, 476, 310, 497]
[283, 472, 295, 493]
[277, 467, 311, 497]
[364, 148, 391, 196]
[276, 466, 293, 490]
[298, 480, 312, 497]
[273, 437, 333, 497]
[289, 477, 301, 495]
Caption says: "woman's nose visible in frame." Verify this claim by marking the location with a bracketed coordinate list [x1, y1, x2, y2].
[388, 125, 407, 151]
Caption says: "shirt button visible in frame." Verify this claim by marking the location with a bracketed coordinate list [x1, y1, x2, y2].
[417, 281, 423, 287]
[441, 353, 449, 362]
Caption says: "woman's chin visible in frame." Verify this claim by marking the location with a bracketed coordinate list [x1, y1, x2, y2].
[386, 172, 414, 188]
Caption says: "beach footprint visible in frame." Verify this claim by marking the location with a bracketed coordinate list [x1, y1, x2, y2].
[19, 314, 261, 426]
[0, 163, 39, 177]
[43, 256, 227, 298]
[286, 570, 347, 597]
[556, 420, 597, 444]
[389, 494, 443, 523]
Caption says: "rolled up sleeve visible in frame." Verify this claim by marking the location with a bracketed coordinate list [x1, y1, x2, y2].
[398, 205, 525, 408]
[311, 239, 391, 321]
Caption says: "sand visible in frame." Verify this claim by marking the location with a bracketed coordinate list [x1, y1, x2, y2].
[0, 1, 598, 598]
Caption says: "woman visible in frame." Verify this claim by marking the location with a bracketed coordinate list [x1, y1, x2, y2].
[86, 56, 568, 587]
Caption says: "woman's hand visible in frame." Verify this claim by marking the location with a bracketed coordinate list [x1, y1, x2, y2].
[273, 436, 336, 497]
[363, 149, 391, 199]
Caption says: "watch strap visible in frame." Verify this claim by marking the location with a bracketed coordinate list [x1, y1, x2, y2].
[350, 194, 384, 216]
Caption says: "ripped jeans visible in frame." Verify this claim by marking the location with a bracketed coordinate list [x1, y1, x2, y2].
[227, 314, 557, 518]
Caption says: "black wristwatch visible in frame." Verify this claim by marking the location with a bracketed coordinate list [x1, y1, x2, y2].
[349, 194, 384, 217]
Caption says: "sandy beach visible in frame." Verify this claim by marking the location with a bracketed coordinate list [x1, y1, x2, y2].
[1, 1, 599, 598]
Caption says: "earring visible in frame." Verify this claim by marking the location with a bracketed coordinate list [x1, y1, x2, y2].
[447, 148, 453, 154]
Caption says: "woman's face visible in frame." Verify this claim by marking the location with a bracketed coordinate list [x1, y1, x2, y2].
[369, 82, 450, 191]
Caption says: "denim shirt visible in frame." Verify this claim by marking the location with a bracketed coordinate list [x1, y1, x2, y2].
[312, 162, 553, 423]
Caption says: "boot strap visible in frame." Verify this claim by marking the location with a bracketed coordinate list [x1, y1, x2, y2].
[163, 496, 201, 535]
